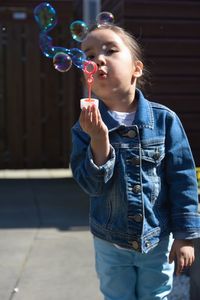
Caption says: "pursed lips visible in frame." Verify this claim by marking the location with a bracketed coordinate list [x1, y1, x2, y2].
[97, 68, 108, 79]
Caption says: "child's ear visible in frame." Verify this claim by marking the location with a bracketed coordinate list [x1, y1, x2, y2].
[133, 60, 143, 78]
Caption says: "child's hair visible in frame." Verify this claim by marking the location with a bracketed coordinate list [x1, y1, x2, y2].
[87, 24, 149, 89]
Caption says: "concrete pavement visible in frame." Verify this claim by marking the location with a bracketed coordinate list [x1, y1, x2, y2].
[0, 169, 199, 300]
[0, 170, 102, 300]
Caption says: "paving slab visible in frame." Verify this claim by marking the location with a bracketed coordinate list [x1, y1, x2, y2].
[11, 230, 101, 300]
[0, 177, 102, 300]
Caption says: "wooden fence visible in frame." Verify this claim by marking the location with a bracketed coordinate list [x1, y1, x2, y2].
[0, 0, 82, 169]
[0, 0, 200, 168]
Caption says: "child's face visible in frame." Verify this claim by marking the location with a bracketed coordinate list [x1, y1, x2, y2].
[81, 28, 142, 103]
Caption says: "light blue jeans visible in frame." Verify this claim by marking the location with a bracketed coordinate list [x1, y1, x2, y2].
[93, 235, 174, 300]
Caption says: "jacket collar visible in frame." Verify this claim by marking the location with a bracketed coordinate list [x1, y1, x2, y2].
[99, 89, 154, 131]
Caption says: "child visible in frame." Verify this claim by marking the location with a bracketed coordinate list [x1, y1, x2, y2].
[70, 24, 200, 300]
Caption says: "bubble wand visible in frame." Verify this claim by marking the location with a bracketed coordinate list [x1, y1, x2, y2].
[80, 61, 99, 109]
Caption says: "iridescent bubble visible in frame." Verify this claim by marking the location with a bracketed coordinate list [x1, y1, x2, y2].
[53, 47, 71, 56]
[34, 2, 57, 32]
[39, 33, 70, 59]
[96, 12, 114, 27]
[53, 52, 72, 72]
[69, 48, 87, 69]
[70, 20, 88, 42]
[39, 32, 54, 58]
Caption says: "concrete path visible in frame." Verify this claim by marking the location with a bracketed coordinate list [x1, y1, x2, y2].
[0, 169, 199, 300]
[0, 170, 102, 300]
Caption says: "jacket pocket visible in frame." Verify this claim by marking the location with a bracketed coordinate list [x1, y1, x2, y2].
[141, 145, 165, 165]
[141, 145, 165, 203]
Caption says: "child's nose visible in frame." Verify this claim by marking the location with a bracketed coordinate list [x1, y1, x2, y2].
[96, 54, 106, 66]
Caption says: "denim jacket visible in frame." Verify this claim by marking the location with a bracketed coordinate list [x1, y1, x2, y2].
[70, 89, 200, 253]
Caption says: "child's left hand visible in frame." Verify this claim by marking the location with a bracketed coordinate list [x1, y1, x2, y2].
[169, 239, 195, 275]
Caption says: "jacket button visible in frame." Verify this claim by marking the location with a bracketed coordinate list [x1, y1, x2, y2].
[133, 185, 141, 193]
[132, 241, 139, 250]
[127, 130, 136, 138]
[145, 241, 151, 247]
[132, 214, 143, 222]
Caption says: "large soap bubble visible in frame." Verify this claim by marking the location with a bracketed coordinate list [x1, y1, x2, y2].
[53, 52, 72, 72]
[39, 32, 55, 58]
[96, 12, 114, 27]
[69, 48, 87, 69]
[70, 20, 88, 42]
[34, 2, 57, 32]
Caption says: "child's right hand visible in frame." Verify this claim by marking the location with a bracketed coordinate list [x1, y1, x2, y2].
[79, 105, 108, 140]
[79, 105, 110, 166]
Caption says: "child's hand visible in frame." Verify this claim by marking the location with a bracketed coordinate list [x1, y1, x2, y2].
[80, 105, 110, 166]
[169, 239, 195, 275]
[79, 105, 108, 139]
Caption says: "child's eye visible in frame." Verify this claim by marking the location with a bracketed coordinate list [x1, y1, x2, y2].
[87, 54, 95, 60]
[106, 48, 118, 55]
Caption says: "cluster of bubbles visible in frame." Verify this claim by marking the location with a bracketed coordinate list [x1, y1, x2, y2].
[34, 2, 114, 73]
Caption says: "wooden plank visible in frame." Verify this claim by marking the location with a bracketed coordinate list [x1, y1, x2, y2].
[0, 28, 6, 167]
[148, 76, 199, 94]
[124, 1, 200, 19]
[141, 39, 200, 57]
[25, 18, 42, 168]
[6, 23, 25, 168]
[183, 132, 200, 163]
[146, 57, 200, 76]
[149, 95, 200, 113]
[59, 23, 81, 168]
[178, 114, 200, 131]
[125, 19, 200, 39]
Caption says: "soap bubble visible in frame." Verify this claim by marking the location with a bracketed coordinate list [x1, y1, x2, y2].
[53, 47, 71, 56]
[70, 20, 88, 42]
[53, 52, 72, 72]
[34, 2, 57, 32]
[39, 32, 55, 58]
[39, 33, 71, 59]
[96, 12, 114, 27]
[69, 48, 87, 69]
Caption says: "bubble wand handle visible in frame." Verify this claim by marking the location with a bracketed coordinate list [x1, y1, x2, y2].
[83, 61, 98, 102]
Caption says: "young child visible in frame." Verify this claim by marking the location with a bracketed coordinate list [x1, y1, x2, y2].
[70, 24, 200, 300]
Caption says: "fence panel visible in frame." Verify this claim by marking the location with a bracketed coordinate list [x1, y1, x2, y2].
[0, 1, 82, 169]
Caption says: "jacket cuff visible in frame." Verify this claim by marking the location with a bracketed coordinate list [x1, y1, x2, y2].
[172, 212, 200, 239]
[86, 144, 115, 183]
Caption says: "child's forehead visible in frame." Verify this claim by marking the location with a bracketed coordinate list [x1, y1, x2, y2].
[82, 28, 124, 50]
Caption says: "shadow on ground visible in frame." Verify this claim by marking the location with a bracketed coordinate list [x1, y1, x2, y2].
[0, 178, 89, 231]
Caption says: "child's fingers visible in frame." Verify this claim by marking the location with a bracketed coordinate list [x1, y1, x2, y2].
[91, 105, 99, 125]
[176, 256, 185, 275]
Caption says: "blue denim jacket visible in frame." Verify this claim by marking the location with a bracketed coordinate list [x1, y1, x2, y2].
[70, 89, 200, 253]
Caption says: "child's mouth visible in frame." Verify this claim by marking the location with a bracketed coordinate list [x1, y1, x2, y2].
[98, 68, 108, 79]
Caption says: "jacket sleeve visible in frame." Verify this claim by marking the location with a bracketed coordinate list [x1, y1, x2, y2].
[165, 111, 200, 239]
[70, 122, 116, 196]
